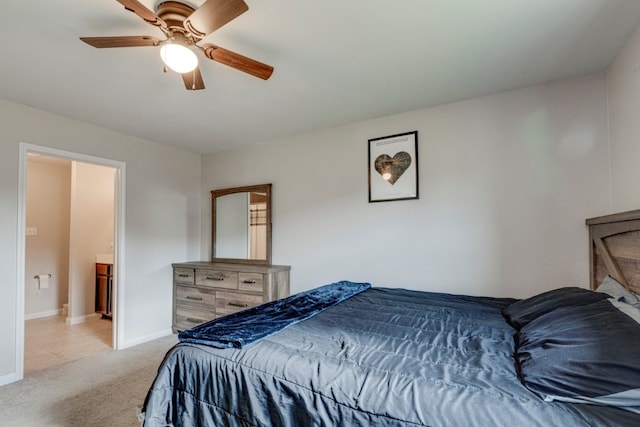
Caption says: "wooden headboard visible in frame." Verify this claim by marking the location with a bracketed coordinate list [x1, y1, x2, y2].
[586, 209, 640, 294]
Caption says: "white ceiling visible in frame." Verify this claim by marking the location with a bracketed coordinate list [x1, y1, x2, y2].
[2, 1, 640, 154]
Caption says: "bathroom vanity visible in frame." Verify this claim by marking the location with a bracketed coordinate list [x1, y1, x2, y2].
[95, 262, 113, 319]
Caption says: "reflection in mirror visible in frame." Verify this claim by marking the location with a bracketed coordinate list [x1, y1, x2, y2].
[216, 192, 267, 259]
[211, 184, 271, 264]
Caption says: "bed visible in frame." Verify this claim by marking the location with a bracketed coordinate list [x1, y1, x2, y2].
[142, 210, 640, 426]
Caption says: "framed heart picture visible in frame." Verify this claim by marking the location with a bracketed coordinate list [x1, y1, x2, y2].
[368, 131, 418, 202]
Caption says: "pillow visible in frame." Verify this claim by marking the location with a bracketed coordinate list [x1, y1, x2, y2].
[610, 298, 640, 324]
[502, 287, 609, 329]
[597, 275, 640, 308]
[515, 299, 640, 413]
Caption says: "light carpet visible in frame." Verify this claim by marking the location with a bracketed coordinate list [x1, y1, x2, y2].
[0, 334, 178, 427]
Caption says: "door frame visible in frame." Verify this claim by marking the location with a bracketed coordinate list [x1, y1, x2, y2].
[16, 142, 126, 380]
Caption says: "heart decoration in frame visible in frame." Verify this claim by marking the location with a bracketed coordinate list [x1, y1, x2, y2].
[374, 151, 412, 185]
[368, 131, 418, 202]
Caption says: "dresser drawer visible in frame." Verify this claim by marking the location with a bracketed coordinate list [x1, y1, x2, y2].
[238, 272, 264, 293]
[196, 269, 238, 289]
[176, 285, 215, 309]
[174, 268, 195, 285]
[216, 291, 263, 316]
[175, 305, 215, 331]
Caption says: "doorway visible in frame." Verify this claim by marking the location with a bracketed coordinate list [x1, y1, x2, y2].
[16, 143, 126, 380]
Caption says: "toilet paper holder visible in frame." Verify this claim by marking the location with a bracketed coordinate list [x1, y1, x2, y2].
[34, 273, 52, 279]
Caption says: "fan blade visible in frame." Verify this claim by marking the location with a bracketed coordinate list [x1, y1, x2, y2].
[116, 0, 167, 29]
[80, 35, 161, 48]
[203, 45, 273, 80]
[182, 67, 205, 90]
[184, 0, 248, 38]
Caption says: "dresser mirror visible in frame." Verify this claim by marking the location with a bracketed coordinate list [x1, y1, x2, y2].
[211, 183, 272, 264]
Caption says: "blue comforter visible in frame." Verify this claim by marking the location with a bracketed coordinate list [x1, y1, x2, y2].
[143, 287, 639, 426]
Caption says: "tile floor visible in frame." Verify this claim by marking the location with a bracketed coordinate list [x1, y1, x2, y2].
[24, 315, 112, 374]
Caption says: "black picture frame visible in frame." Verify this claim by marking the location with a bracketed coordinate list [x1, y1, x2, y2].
[368, 131, 419, 202]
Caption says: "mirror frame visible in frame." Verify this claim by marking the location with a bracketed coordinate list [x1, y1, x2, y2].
[211, 183, 272, 265]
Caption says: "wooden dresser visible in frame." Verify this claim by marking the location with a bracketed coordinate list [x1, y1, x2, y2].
[171, 261, 290, 333]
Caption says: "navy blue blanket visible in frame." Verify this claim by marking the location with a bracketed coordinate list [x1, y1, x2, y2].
[178, 280, 371, 348]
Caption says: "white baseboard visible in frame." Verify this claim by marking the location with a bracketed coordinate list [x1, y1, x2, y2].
[66, 313, 101, 325]
[120, 328, 173, 350]
[25, 308, 62, 320]
[0, 372, 21, 387]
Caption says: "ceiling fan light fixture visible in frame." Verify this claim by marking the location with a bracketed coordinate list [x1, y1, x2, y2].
[160, 41, 198, 74]
[80, 0, 271, 89]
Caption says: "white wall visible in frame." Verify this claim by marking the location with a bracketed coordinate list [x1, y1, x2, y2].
[0, 100, 201, 383]
[607, 24, 640, 211]
[68, 162, 114, 322]
[202, 74, 611, 299]
[25, 159, 71, 318]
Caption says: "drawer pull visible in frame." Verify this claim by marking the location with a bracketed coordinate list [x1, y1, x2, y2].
[178, 274, 190, 278]
[228, 302, 248, 308]
[206, 276, 225, 281]
[186, 296, 203, 301]
[186, 317, 204, 324]
[242, 280, 257, 284]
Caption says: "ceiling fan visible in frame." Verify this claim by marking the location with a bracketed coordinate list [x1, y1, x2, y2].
[80, 0, 273, 90]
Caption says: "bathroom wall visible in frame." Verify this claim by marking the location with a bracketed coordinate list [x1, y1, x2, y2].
[68, 161, 115, 323]
[24, 157, 71, 319]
